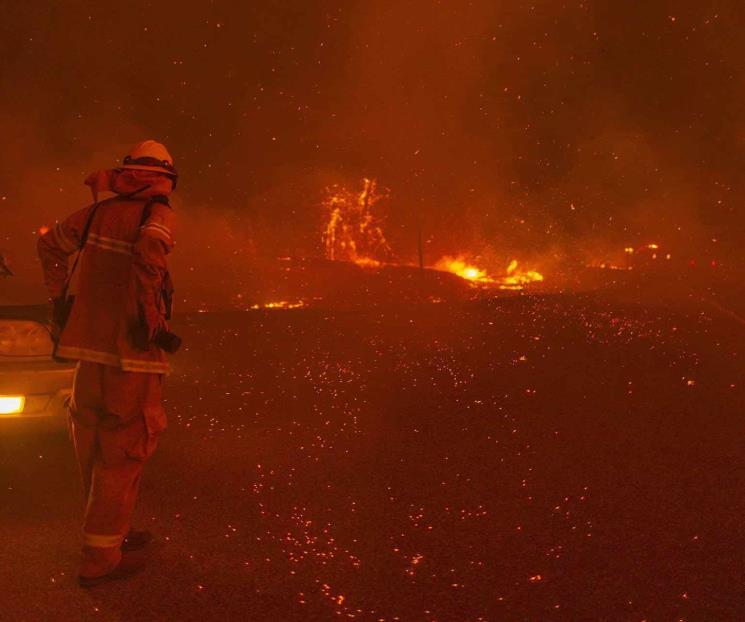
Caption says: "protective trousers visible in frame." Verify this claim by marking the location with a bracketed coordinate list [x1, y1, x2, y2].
[69, 361, 166, 578]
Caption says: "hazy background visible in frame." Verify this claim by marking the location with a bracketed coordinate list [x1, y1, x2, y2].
[1, 1, 743, 302]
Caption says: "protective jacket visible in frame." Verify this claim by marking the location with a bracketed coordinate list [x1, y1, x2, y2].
[38, 171, 175, 374]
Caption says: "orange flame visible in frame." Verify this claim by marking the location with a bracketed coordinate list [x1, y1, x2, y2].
[250, 300, 305, 310]
[434, 256, 543, 290]
[434, 256, 493, 283]
[498, 259, 544, 290]
[322, 178, 391, 267]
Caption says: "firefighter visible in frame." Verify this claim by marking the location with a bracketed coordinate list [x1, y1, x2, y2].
[37, 140, 178, 587]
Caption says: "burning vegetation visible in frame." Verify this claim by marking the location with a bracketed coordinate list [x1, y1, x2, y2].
[322, 178, 393, 268]
[434, 256, 544, 291]
[320, 178, 545, 295]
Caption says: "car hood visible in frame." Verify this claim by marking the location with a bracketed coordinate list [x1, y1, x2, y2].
[0, 304, 49, 324]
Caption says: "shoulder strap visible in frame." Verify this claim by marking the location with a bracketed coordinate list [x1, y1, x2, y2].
[59, 200, 103, 300]
[60, 184, 153, 300]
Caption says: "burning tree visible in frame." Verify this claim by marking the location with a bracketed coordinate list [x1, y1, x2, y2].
[322, 178, 393, 267]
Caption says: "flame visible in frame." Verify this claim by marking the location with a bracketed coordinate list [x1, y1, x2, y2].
[434, 257, 493, 283]
[250, 301, 305, 310]
[350, 256, 382, 268]
[319, 180, 546, 289]
[322, 178, 391, 267]
[433, 256, 543, 290]
[498, 259, 544, 290]
[433, 256, 493, 283]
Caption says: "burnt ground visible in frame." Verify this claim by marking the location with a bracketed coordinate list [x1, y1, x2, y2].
[2, 292, 745, 621]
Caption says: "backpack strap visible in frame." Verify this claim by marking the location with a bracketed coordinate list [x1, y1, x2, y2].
[59, 184, 153, 301]
[58, 199, 106, 301]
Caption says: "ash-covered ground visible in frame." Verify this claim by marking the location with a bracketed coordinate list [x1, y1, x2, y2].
[2, 292, 745, 620]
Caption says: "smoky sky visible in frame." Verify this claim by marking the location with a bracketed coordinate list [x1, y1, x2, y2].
[1, 0, 744, 280]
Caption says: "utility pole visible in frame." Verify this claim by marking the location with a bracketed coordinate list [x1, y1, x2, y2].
[417, 218, 424, 271]
[412, 152, 425, 271]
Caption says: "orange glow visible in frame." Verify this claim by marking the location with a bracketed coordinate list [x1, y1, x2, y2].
[320, 181, 547, 290]
[433, 256, 492, 283]
[38, 226, 50, 236]
[351, 256, 381, 268]
[498, 260, 544, 290]
[592, 262, 630, 270]
[433, 256, 543, 290]
[251, 301, 305, 310]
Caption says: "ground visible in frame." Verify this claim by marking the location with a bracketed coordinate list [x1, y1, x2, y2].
[2, 292, 745, 621]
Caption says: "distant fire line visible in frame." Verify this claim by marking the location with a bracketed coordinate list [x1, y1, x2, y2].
[320, 178, 545, 291]
[433, 256, 544, 290]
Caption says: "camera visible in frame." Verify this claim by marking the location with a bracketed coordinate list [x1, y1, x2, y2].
[130, 318, 182, 354]
[152, 329, 182, 354]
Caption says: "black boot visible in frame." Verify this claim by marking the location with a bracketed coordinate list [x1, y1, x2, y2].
[79, 555, 146, 588]
[121, 529, 153, 552]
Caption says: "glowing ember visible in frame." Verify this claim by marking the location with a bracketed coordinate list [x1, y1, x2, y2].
[592, 242, 684, 271]
[322, 178, 392, 267]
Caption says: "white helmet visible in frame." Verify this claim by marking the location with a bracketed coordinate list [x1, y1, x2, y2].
[120, 140, 178, 180]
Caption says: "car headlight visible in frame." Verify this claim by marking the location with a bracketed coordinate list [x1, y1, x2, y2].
[0, 396, 25, 415]
[0, 320, 53, 357]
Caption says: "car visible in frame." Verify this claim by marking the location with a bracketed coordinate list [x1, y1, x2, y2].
[0, 301, 75, 433]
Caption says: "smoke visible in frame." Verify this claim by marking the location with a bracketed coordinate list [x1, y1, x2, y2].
[2, 0, 744, 304]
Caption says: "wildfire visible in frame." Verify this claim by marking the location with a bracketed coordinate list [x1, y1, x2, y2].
[322, 178, 392, 268]
[434, 256, 492, 283]
[250, 301, 305, 310]
[499, 259, 545, 290]
[319, 179, 545, 291]
[433, 256, 544, 290]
